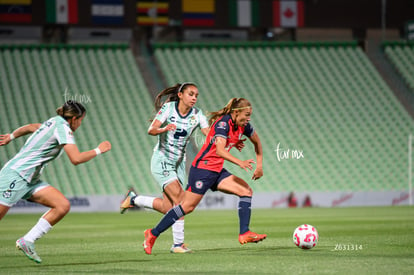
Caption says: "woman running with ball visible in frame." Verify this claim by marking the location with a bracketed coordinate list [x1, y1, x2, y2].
[120, 83, 209, 253]
[142, 97, 266, 255]
[0, 101, 111, 263]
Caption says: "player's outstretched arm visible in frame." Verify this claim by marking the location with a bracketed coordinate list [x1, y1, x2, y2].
[64, 141, 111, 166]
[248, 132, 263, 180]
[0, 123, 41, 146]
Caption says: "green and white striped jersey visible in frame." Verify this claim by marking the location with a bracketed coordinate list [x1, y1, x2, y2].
[3, 116, 75, 183]
[153, 102, 208, 163]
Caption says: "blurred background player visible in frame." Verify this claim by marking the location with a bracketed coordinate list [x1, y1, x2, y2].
[288, 192, 298, 208]
[142, 98, 267, 255]
[303, 195, 313, 207]
[120, 83, 209, 253]
[0, 101, 111, 263]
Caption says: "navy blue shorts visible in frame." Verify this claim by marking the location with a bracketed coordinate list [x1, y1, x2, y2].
[186, 166, 232, 195]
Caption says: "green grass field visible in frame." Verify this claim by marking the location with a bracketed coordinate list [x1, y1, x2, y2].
[0, 206, 413, 274]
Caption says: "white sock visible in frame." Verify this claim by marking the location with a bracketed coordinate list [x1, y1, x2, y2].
[172, 219, 185, 245]
[23, 218, 52, 243]
[134, 195, 155, 209]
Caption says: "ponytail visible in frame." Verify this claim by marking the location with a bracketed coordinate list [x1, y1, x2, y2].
[208, 98, 251, 126]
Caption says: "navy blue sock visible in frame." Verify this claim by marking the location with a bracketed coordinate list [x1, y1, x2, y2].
[151, 205, 185, 237]
[238, 196, 252, 234]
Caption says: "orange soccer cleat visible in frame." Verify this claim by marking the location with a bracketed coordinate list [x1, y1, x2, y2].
[143, 229, 157, 255]
[120, 189, 136, 214]
[238, 231, 267, 244]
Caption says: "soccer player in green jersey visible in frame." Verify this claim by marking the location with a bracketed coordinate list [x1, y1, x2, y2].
[120, 83, 209, 253]
[0, 101, 111, 263]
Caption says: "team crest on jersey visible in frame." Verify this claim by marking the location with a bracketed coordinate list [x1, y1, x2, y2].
[217, 121, 227, 130]
[189, 116, 197, 126]
[195, 180, 203, 189]
[163, 170, 170, 177]
[3, 190, 11, 198]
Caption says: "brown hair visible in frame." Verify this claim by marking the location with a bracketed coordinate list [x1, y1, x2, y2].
[208, 98, 251, 126]
[56, 101, 86, 120]
[153, 82, 197, 112]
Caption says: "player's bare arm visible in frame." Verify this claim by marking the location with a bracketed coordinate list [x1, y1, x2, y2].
[64, 141, 111, 165]
[0, 123, 41, 146]
[148, 119, 176, 136]
[215, 136, 255, 171]
[200, 127, 209, 136]
[248, 132, 263, 180]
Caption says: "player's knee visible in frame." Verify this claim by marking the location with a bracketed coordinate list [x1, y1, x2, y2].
[242, 187, 253, 197]
[182, 205, 195, 214]
[57, 198, 71, 216]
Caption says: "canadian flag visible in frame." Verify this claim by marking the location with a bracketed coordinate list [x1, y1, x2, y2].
[273, 0, 304, 28]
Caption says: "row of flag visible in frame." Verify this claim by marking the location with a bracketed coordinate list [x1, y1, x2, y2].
[139, 0, 304, 27]
[45, 0, 125, 25]
[0, 0, 125, 25]
[230, 0, 304, 28]
[0, 0, 304, 28]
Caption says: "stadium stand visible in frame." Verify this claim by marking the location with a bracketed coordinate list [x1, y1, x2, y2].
[383, 42, 414, 92]
[0, 44, 159, 195]
[1, 42, 414, 196]
[154, 41, 414, 192]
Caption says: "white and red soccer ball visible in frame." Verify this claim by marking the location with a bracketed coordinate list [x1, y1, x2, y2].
[293, 224, 319, 249]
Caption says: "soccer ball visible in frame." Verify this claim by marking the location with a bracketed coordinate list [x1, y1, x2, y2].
[293, 224, 318, 249]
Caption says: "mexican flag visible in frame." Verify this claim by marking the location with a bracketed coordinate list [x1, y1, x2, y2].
[46, 0, 78, 24]
[273, 0, 304, 28]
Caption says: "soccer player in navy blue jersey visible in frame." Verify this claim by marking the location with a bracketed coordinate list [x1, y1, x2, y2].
[143, 98, 266, 255]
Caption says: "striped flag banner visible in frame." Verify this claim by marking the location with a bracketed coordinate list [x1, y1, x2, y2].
[137, 0, 169, 26]
[229, 0, 259, 27]
[182, 0, 215, 27]
[46, 0, 78, 24]
[92, 0, 124, 25]
[273, 0, 304, 28]
[0, 0, 32, 23]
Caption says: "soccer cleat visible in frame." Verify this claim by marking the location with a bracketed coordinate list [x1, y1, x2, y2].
[120, 188, 137, 214]
[238, 231, 267, 245]
[16, 238, 42, 264]
[170, 243, 193, 253]
[143, 229, 157, 255]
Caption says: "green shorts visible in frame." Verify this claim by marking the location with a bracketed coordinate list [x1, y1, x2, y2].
[150, 151, 187, 190]
[0, 168, 49, 207]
